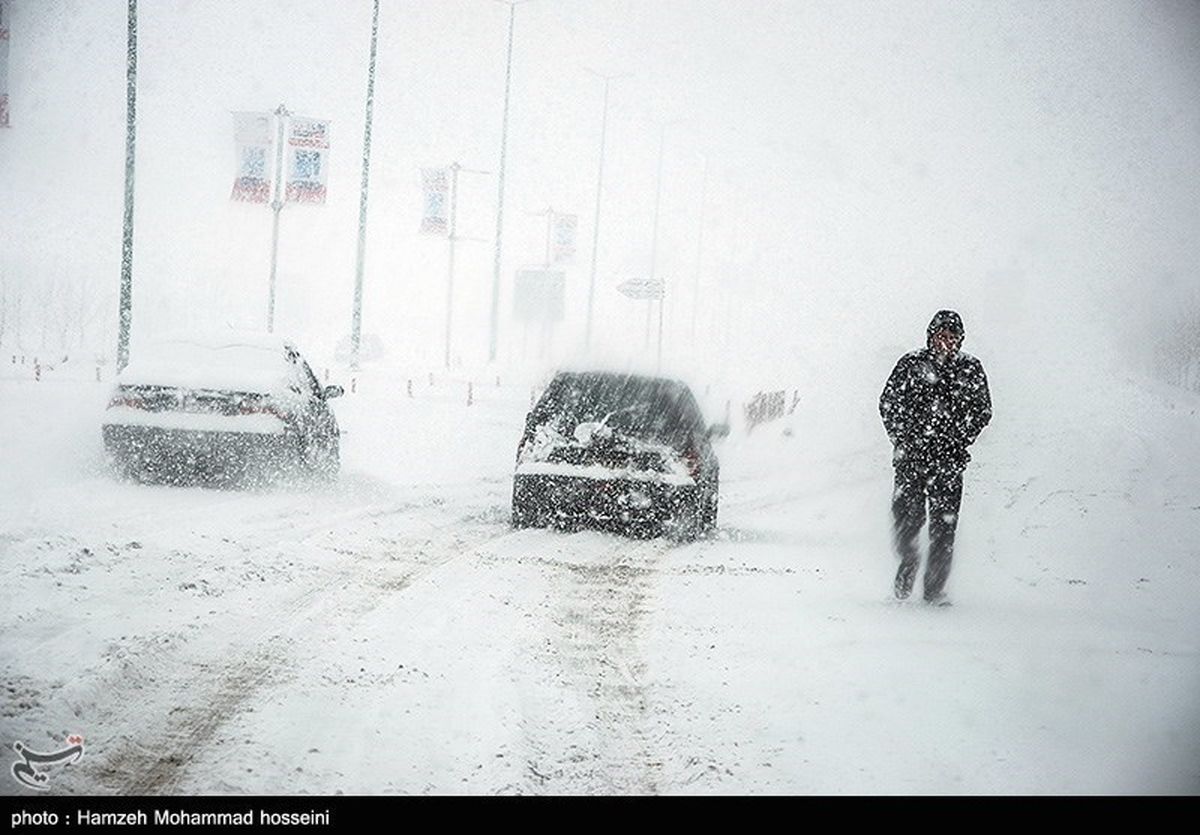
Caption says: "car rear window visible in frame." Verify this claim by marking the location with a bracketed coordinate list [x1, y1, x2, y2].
[118, 338, 297, 395]
[531, 373, 703, 447]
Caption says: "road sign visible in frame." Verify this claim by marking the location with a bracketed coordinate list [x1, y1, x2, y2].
[617, 278, 664, 300]
[514, 269, 565, 323]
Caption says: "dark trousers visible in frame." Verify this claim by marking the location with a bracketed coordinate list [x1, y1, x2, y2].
[892, 460, 964, 599]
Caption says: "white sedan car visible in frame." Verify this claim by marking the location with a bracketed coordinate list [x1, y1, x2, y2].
[102, 332, 343, 486]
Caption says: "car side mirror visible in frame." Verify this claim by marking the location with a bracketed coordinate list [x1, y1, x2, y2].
[323, 385, 345, 399]
[708, 422, 730, 439]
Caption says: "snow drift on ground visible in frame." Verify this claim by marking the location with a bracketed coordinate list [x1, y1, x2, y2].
[0, 340, 1197, 795]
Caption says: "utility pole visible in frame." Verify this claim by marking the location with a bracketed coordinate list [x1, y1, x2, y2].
[487, 0, 529, 364]
[350, 0, 381, 369]
[582, 69, 627, 353]
[116, 0, 137, 372]
[266, 102, 288, 333]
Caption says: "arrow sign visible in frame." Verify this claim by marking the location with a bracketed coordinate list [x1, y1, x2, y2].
[617, 278, 665, 300]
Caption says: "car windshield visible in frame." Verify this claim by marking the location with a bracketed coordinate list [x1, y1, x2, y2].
[531, 373, 702, 447]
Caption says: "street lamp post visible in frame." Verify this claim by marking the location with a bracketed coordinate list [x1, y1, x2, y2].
[690, 153, 709, 348]
[443, 162, 490, 369]
[540, 205, 556, 359]
[445, 163, 461, 370]
[649, 121, 679, 368]
[116, 0, 137, 372]
[350, 0, 381, 369]
[487, 0, 529, 364]
[266, 102, 288, 333]
[582, 69, 626, 353]
[541, 205, 555, 267]
[646, 124, 666, 351]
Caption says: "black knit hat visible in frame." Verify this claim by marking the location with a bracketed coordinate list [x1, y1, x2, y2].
[927, 309, 964, 339]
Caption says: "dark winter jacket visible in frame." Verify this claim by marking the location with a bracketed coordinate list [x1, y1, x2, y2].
[879, 346, 992, 471]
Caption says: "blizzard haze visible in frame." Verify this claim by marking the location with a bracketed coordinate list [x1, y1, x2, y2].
[1, 0, 1199, 797]
[1, 0, 1197, 383]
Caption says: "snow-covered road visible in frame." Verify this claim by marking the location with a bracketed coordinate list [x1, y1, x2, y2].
[2, 362, 1198, 795]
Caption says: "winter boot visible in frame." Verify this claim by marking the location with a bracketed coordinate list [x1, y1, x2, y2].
[894, 561, 917, 600]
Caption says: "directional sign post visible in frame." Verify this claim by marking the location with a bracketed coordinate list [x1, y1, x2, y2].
[618, 278, 666, 364]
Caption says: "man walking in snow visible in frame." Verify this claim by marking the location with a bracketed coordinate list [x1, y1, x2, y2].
[880, 310, 992, 605]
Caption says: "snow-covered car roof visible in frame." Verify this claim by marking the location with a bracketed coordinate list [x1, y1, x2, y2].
[117, 331, 302, 394]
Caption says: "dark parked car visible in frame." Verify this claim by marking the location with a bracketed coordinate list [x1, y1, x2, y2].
[512, 370, 727, 540]
[102, 332, 342, 485]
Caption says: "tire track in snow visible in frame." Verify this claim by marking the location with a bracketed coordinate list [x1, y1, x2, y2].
[53, 506, 518, 794]
[89, 639, 290, 796]
[501, 535, 668, 795]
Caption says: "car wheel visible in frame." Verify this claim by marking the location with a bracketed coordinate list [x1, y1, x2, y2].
[114, 456, 143, 483]
[511, 494, 544, 528]
[310, 436, 340, 482]
[511, 478, 548, 529]
[701, 476, 719, 535]
[511, 501, 532, 528]
[664, 491, 703, 543]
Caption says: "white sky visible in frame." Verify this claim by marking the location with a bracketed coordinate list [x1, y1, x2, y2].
[2, 0, 1198, 382]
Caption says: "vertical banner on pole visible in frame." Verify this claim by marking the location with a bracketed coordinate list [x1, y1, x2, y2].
[552, 213, 578, 264]
[230, 111, 272, 202]
[420, 167, 449, 236]
[0, 0, 11, 128]
[285, 116, 330, 204]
